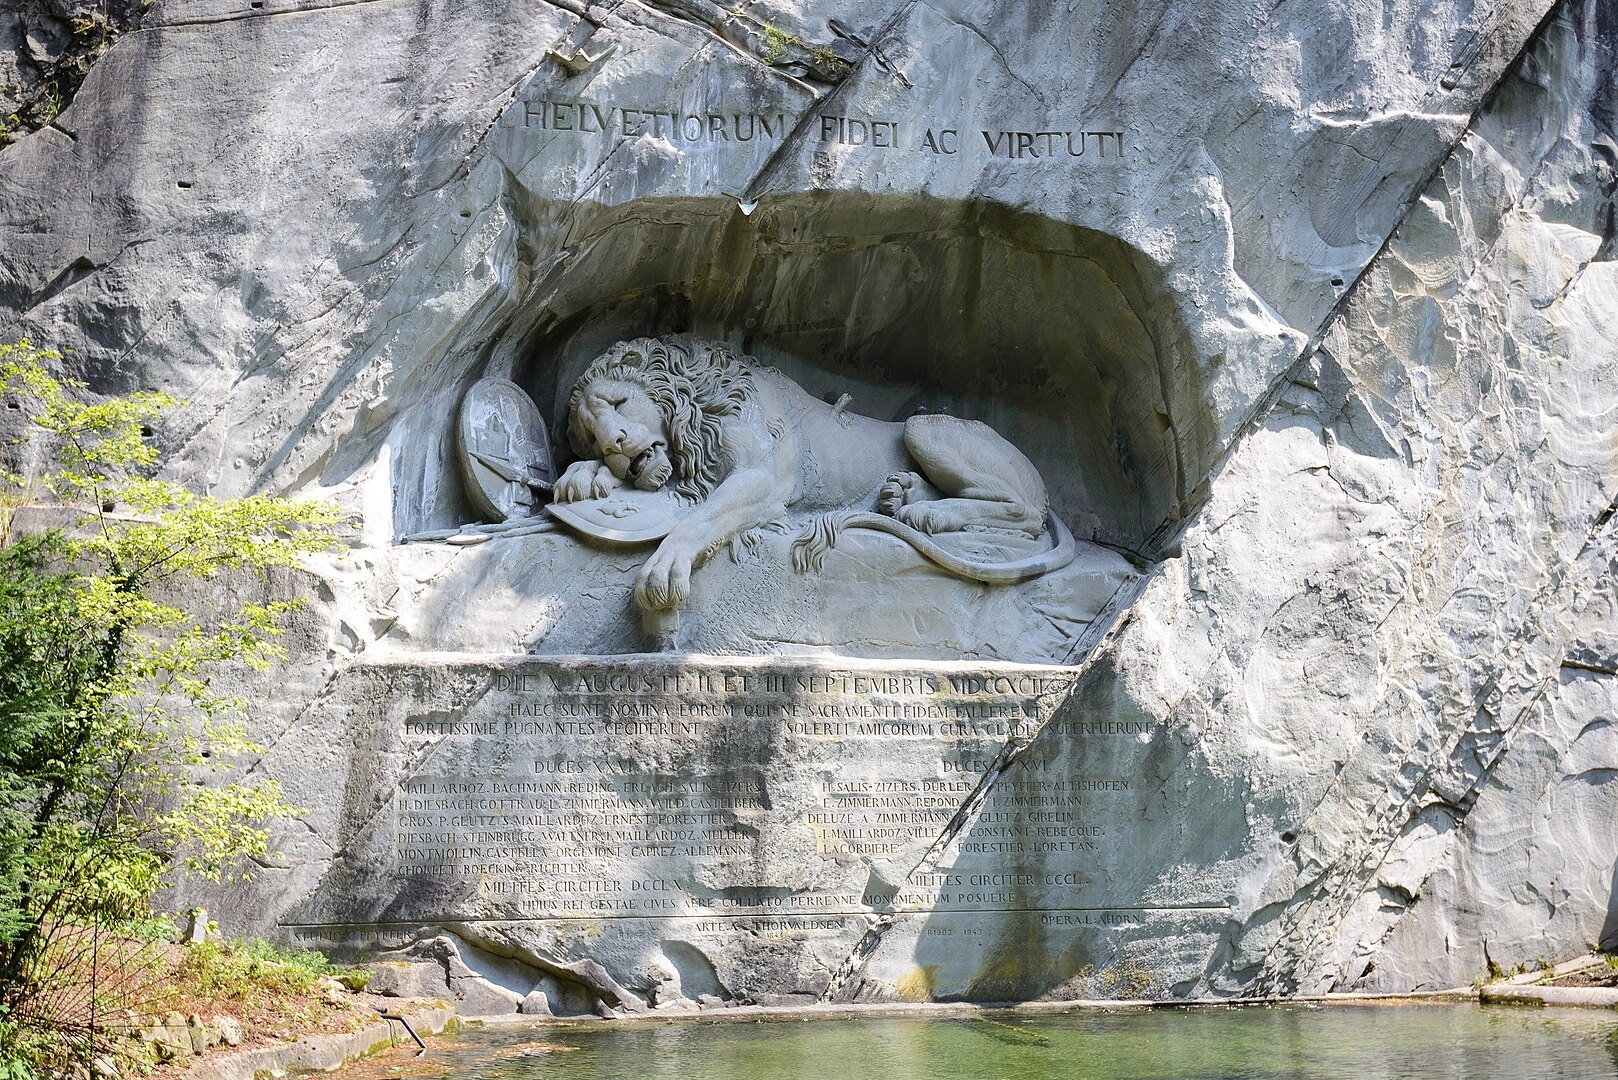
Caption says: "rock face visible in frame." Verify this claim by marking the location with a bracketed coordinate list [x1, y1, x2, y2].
[0, 0, 144, 149]
[1, 0, 1614, 1007]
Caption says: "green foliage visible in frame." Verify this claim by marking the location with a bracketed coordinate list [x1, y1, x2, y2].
[0, 340, 342, 1055]
[126, 914, 179, 944]
[751, 23, 847, 80]
[147, 937, 374, 1039]
[0, 1020, 42, 1080]
[174, 939, 342, 998]
[336, 968, 373, 992]
[760, 25, 801, 64]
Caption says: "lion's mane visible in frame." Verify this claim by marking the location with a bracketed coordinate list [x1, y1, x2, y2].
[566, 336, 756, 500]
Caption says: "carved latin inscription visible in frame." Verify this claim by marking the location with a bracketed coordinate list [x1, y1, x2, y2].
[283, 656, 1227, 1002]
[525, 98, 789, 144]
[519, 97, 1129, 162]
[366, 656, 1210, 934]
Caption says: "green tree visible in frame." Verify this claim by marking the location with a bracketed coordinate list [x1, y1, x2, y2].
[0, 341, 341, 1067]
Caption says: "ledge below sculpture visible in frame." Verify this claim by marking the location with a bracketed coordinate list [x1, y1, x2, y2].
[389, 519, 1133, 662]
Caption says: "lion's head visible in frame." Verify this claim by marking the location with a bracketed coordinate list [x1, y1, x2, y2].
[565, 336, 756, 500]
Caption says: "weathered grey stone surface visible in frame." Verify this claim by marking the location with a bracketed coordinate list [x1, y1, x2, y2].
[363, 958, 452, 1002]
[1, 0, 1614, 1007]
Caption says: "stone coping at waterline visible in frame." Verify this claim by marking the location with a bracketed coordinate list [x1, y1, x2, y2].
[464, 988, 1490, 1030]
[1481, 985, 1618, 1009]
[183, 1009, 456, 1080]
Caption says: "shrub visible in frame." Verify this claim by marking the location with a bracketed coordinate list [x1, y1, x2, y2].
[0, 341, 341, 1064]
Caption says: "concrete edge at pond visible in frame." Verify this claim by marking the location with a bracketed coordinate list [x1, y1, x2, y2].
[446, 975, 1617, 1035]
[1481, 985, 1618, 1008]
[182, 1008, 456, 1080]
[449, 987, 1481, 1033]
[194, 966, 1606, 1076]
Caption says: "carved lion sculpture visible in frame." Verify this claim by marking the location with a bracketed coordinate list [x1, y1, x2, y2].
[553, 336, 1075, 612]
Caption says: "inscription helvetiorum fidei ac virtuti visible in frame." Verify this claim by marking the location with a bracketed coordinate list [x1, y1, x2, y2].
[3, 0, 1615, 1014]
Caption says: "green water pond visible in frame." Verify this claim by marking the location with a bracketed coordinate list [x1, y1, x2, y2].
[351, 1002, 1618, 1079]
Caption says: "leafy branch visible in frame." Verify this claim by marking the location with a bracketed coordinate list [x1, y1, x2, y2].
[0, 340, 342, 1068]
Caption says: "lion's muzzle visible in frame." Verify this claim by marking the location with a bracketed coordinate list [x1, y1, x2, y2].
[629, 444, 673, 491]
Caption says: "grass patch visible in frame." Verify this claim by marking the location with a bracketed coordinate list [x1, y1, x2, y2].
[142, 938, 378, 1045]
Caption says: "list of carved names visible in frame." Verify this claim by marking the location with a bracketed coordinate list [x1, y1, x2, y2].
[391, 664, 1145, 921]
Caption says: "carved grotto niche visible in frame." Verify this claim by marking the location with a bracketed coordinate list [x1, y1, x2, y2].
[436, 332, 1134, 658]
[398, 196, 1203, 661]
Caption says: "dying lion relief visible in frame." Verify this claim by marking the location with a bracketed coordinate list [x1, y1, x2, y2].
[444, 336, 1101, 646]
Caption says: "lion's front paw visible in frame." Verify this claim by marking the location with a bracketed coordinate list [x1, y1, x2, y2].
[877, 471, 922, 517]
[554, 460, 599, 502]
[635, 541, 694, 611]
[555, 460, 619, 502]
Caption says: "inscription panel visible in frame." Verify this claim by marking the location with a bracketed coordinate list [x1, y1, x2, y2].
[383, 662, 1066, 922]
[285, 657, 1223, 1001]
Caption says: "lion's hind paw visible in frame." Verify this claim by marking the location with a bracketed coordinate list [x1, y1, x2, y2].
[877, 471, 922, 517]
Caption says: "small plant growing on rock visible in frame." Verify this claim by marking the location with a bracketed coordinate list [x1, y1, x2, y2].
[760, 25, 800, 64]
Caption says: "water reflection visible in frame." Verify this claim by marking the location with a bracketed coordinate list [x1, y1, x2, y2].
[350, 1004, 1618, 1080]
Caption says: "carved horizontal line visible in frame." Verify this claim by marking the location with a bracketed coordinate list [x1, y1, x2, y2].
[281, 904, 1231, 929]
[148, 0, 406, 30]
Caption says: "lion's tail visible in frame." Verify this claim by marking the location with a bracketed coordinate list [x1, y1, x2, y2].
[790, 511, 1077, 584]
[790, 512, 851, 574]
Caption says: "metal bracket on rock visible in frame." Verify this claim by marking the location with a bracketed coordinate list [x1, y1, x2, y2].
[549, 32, 618, 75]
[829, 18, 911, 89]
